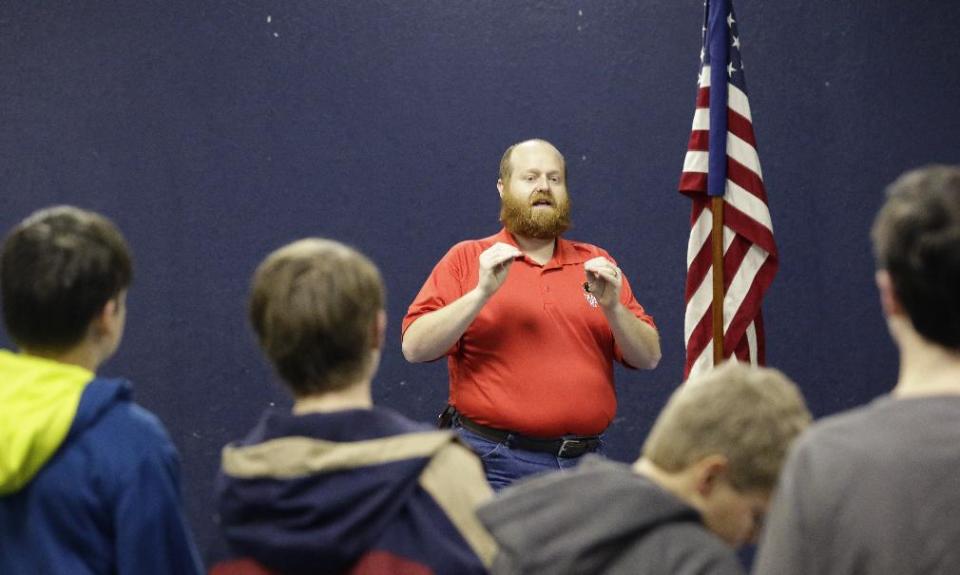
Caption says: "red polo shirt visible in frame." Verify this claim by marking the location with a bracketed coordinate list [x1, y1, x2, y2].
[402, 229, 656, 437]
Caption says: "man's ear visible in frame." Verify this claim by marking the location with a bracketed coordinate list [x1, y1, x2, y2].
[497, 178, 504, 198]
[694, 455, 730, 497]
[875, 270, 904, 318]
[371, 309, 387, 351]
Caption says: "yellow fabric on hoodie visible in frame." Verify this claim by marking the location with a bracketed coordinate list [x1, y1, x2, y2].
[0, 350, 93, 495]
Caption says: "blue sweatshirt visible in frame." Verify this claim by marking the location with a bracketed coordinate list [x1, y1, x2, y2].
[212, 406, 496, 575]
[0, 350, 203, 574]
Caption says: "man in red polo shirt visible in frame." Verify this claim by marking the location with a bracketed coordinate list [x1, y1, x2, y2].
[402, 138, 661, 489]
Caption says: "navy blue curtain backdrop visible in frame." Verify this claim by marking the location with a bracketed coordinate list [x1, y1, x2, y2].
[2, 0, 959, 558]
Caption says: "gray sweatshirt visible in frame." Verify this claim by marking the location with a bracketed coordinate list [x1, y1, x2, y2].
[477, 456, 744, 575]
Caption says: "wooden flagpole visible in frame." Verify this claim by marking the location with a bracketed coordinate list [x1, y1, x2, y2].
[711, 196, 725, 364]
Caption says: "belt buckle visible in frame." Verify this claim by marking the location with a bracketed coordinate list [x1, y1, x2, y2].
[557, 438, 588, 458]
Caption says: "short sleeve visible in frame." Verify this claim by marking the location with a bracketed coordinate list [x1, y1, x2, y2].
[602, 251, 656, 368]
[401, 244, 474, 356]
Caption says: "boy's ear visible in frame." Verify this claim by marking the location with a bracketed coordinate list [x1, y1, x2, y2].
[90, 299, 117, 336]
[694, 455, 730, 497]
[372, 309, 387, 351]
[875, 270, 904, 318]
[104, 297, 120, 316]
[91, 295, 125, 339]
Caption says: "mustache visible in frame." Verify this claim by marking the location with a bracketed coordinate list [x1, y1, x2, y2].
[529, 192, 555, 206]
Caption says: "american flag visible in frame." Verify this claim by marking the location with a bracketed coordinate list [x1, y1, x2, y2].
[679, 0, 777, 379]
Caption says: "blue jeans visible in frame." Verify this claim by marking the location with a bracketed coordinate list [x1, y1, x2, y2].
[454, 423, 605, 491]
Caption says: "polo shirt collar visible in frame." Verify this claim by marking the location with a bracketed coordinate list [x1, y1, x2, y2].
[493, 228, 587, 269]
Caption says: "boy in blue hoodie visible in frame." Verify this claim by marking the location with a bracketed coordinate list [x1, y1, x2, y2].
[0, 206, 203, 574]
[211, 238, 496, 575]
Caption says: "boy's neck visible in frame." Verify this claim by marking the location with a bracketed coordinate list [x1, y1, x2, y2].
[22, 343, 101, 373]
[888, 314, 960, 397]
[293, 381, 374, 414]
[894, 338, 960, 397]
[632, 457, 698, 509]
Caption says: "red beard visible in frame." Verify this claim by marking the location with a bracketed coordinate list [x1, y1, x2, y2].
[499, 190, 572, 239]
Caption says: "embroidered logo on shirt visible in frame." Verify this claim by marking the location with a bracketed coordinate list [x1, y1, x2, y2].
[584, 291, 599, 308]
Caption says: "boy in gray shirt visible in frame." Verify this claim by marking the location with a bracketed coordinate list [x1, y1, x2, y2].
[754, 166, 960, 575]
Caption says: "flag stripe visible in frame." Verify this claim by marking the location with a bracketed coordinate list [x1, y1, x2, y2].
[728, 156, 769, 204]
[725, 256, 777, 347]
[699, 66, 713, 89]
[725, 179, 772, 230]
[727, 84, 753, 122]
[725, 202, 776, 254]
[745, 321, 758, 364]
[727, 110, 757, 148]
[685, 268, 714, 345]
[723, 244, 766, 333]
[727, 133, 762, 179]
[687, 116, 758, 154]
[690, 97, 756, 148]
[679, 171, 707, 193]
[683, 150, 709, 175]
[692, 79, 754, 115]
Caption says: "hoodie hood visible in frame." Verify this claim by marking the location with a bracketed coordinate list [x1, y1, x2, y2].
[0, 350, 95, 494]
[217, 407, 463, 574]
[478, 456, 702, 574]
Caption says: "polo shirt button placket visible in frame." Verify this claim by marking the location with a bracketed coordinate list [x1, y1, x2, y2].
[541, 270, 554, 307]
[540, 269, 554, 309]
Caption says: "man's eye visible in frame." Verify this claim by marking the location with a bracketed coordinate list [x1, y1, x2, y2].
[550, 177, 561, 183]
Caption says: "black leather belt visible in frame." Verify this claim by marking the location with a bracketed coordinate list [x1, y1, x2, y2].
[456, 413, 600, 459]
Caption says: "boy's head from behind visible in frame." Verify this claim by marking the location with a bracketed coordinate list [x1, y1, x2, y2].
[871, 165, 960, 351]
[1, 206, 132, 357]
[640, 362, 811, 546]
[248, 238, 385, 398]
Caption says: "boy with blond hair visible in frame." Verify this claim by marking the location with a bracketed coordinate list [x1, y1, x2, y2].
[478, 362, 810, 575]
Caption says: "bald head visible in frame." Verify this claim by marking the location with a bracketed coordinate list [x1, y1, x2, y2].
[498, 139, 566, 184]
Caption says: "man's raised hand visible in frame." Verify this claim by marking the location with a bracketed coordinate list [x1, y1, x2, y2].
[477, 242, 522, 297]
[584, 256, 623, 308]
